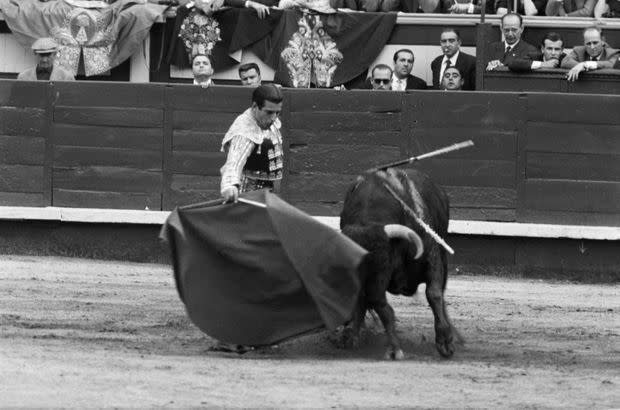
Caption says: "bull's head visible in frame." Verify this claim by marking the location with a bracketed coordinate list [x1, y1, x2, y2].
[384, 224, 424, 259]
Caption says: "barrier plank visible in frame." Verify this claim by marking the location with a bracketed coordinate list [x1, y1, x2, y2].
[0, 136, 45, 165]
[412, 158, 516, 188]
[289, 200, 343, 217]
[285, 172, 357, 202]
[53, 189, 161, 210]
[53, 124, 163, 150]
[516, 238, 620, 271]
[53, 167, 162, 192]
[527, 93, 620, 124]
[0, 165, 44, 192]
[53, 82, 165, 108]
[289, 129, 402, 146]
[172, 110, 237, 131]
[411, 128, 517, 160]
[172, 130, 223, 151]
[523, 179, 620, 214]
[517, 208, 620, 226]
[444, 186, 516, 209]
[525, 122, 620, 155]
[0, 80, 47, 108]
[484, 72, 567, 93]
[0, 107, 46, 137]
[0, 192, 47, 207]
[53, 147, 162, 169]
[450, 207, 516, 222]
[168, 85, 252, 111]
[290, 111, 401, 131]
[288, 89, 402, 112]
[171, 151, 225, 175]
[448, 235, 516, 265]
[287, 144, 403, 174]
[526, 152, 620, 182]
[54, 107, 164, 128]
[412, 92, 520, 128]
[169, 174, 221, 208]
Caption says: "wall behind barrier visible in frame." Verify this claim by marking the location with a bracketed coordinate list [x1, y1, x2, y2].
[0, 80, 618, 227]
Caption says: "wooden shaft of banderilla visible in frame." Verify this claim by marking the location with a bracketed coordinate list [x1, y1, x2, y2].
[382, 183, 455, 255]
[367, 140, 474, 173]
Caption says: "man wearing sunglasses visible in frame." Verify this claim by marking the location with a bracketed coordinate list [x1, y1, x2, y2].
[370, 64, 393, 90]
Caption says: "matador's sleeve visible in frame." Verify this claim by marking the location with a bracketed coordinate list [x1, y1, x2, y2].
[220, 135, 256, 195]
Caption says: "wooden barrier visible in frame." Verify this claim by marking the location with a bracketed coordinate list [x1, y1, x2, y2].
[0, 79, 618, 228]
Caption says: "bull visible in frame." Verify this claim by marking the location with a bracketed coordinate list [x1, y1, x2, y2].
[339, 167, 460, 360]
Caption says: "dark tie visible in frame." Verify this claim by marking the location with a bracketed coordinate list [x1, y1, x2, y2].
[445, 60, 452, 68]
[590, 55, 597, 61]
[504, 46, 512, 60]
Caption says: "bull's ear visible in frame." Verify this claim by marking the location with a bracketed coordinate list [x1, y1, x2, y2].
[384, 224, 424, 259]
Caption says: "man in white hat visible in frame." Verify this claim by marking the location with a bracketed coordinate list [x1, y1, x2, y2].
[17, 37, 75, 81]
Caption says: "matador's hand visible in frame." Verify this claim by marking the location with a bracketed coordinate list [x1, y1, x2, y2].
[222, 186, 239, 204]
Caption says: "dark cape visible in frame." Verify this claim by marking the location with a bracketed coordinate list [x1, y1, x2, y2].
[160, 189, 367, 346]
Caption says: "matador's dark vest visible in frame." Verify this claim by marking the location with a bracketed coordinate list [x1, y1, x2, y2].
[243, 138, 283, 181]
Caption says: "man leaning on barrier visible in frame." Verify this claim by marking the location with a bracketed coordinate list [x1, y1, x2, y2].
[508, 32, 567, 72]
[561, 26, 620, 82]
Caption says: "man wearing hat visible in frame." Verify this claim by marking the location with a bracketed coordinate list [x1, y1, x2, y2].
[17, 37, 75, 81]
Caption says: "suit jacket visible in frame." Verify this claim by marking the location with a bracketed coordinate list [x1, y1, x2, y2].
[17, 66, 75, 81]
[561, 45, 620, 69]
[508, 52, 567, 72]
[362, 73, 427, 90]
[486, 40, 539, 66]
[431, 51, 476, 90]
[405, 74, 428, 90]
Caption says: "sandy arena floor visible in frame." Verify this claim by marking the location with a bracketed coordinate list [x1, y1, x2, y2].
[0, 255, 618, 408]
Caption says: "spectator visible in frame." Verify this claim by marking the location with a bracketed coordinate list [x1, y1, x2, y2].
[595, 0, 620, 17]
[192, 54, 214, 88]
[486, 13, 538, 71]
[430, 28, 476, 90]
[496, 0, 546, 15]
[508, 32, 566, 72]
[441, 67, 465, 91]
[370, 64, 393, 90]
[562, 26, 620, 81]
[442, 0, 495, 14]
[238, 63, 262, 86]
[17, 37, 74, 81]
[391, 49, 427, 91]
[546, 0, 596, 16]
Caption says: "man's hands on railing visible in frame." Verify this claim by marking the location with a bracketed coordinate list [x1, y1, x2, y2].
[566, 61, 597, 82]
[245, 0, 271, 18]
[486, 60, 504, 71]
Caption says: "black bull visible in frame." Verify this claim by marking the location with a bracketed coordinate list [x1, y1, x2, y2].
[340, 168, 461, 359]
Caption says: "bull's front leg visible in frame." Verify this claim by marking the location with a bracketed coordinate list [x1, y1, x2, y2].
[425, 249, 455, 358]
[370, 297, 404, 360]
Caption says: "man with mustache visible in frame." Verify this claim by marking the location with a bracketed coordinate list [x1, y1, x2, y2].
[431, 28, 476, 90]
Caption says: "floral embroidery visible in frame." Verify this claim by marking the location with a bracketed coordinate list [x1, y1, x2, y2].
[178, 5, 222, 61]
[281, 13, 343, 88]
[50, 7, 115, 76]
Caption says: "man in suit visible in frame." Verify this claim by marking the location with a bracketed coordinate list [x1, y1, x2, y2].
[192, 54, 214, 88]
[17, 37, 74, 81]
[485, 13, 538, 72]
[561, 26, 620, 81]
[238, 62, 262, 86]
[440, 67, 465, 91]
[391, 49, 427, 91]
[508, 32, 567, 72]
[431, 28, 476, 90]
[370, 64, 393, 90]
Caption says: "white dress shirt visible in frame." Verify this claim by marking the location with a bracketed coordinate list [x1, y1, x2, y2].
[391, 75, 407, 91]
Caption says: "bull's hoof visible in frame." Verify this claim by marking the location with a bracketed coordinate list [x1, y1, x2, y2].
[436, 341, 455, 358]
[384, 347, 405, 361]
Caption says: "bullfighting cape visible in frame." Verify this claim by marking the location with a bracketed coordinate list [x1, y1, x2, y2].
[160, 189, 367, 346]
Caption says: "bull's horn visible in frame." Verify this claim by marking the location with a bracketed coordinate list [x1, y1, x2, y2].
[384, 224, 424, 259]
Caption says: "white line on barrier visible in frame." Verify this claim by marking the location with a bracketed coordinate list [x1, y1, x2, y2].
[0, 206, 618, 240]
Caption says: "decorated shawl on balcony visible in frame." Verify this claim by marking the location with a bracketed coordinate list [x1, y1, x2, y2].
[163, 8, 396, 88]
[0, 0, 168, 76]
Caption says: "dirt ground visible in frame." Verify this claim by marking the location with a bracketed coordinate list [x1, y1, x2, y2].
[0, 255, 618, 409]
